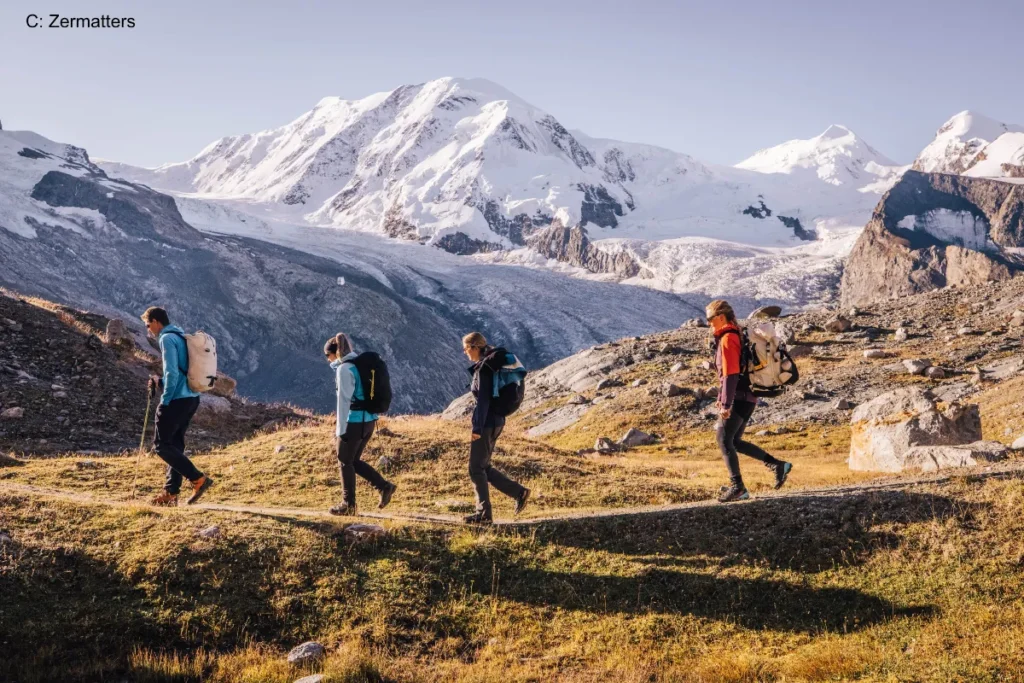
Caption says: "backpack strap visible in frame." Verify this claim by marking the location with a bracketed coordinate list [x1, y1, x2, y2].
[164, 330, 188, 374]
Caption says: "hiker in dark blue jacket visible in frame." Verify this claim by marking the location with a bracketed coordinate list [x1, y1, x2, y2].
[325, 332, 396, 516]
[462, 331, 530, 525]
[141, 307, 213, 506]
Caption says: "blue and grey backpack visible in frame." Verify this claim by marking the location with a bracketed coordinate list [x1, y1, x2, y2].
[484, 347, 528, 416]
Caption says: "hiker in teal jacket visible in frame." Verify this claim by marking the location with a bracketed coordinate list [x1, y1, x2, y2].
[324, 332, 396, 516]
[141, 307, 213, 507]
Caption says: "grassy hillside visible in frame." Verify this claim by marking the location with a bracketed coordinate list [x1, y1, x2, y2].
[4, 472, 1024, 682]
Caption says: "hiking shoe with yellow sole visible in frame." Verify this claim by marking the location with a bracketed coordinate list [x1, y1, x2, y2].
[186, 476, 213, 505]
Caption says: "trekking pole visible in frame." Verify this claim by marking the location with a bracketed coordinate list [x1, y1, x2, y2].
[131, 387, 154, 500]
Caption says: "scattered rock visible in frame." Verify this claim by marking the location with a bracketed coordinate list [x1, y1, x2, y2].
[566, 394, 589, 405]
[75, 460, 98, 470]
[1, 407, 24, 419]
[53, 391, 67, 399]
[825, 316, 853, 333]
[663, 383, 685, 397]
[631, 378, 647, 388]
[701, 386, 719, 401]
[957, 327, 976, 336]
[1011, 435, 1024, 451]
[1009, 310, 1024, 327]
[274, 445, 286, 454]
[863, 349, 891, 359]
[594, 437, 619, 454]
[619, 428, 655, 447]
[670, 362, 684, 373]
[658, 343, 681, 355]
[376, 456, 393, 472]
[787, 344, 812, 359]
[294, 675, 326, 683]
[902, 359, 932, 376]
[924, 366, 947, 380]
[344, 524, 386, 543]
[700, 360, 712, 371]
[894, 327, 909, 342]
[596, 378, 622, 390]
[755, 430, 770, 437]
[848, 387, 982, 472]
[198, 525, 222, 539]
[3, 319, 22, 332]
[287, 642, 326, 666]
[681, 318, 708, 328]
[0, 452, 24, 468]
[833, 399, 853, 410]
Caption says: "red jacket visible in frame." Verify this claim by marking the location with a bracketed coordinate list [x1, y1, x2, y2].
[714, 324, 755, 408]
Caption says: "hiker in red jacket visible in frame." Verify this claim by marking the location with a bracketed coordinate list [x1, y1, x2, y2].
[707, 299, 792, 502]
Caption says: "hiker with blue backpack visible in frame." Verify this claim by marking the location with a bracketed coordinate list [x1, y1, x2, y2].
[462, 332, 530, 525]
[324, 333, 397, 516]
[706, 300, 793, 503]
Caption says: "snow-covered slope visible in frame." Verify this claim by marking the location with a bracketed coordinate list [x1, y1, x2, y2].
[98, 78, 896, 259]
[735, 124, 905, 191]
[964, 132, 1024, 179]
[912, 111, 1024, 175]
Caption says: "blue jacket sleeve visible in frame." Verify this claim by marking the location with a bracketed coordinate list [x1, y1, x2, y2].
[160, 335, 180, 406]
[472, 367, 493, 435]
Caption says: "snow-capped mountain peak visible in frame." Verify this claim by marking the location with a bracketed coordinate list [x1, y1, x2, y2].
[912, 110, 1024, 174]
[734, 124, 900, 189]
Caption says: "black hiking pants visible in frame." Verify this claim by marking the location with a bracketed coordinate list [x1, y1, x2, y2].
[716, 400, 779, 487]
[469, 424, 525, 516]
[153, 396, 203, 494]
[337, 420, 388, 506]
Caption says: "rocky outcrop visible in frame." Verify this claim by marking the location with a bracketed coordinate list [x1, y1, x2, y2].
[434, 232, 502, 255]
[848, 387, 982, 472]
[529, 225, 641, 278]
[841, 171, 1024, 307]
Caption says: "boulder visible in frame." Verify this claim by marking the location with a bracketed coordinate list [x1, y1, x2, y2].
[902, 358, 932, 376]
[670, 362, 684, 373]
[1, 407, 24, 419]
[863, 349, 891, 359]
[594, 437, 618, 454]
[441, 392, 475, 421]
[566, 394, 590, 405]
[924, 366, 947, 380]
[825, 316, 853, 333]
[287, 642, 326, 666]
[344, 524, 386, 543]
[198, 394, 232, 415]
[894, 327, 909, 342]
[211, 373, 238, 398]
[1010, 310, 1024, 327]
[849, 387, 982, 472]
[833, 398, 853, 410]
[104, 319, 133, 346]
[596, 377, 622, 390]
[619, 428, 655, 448]
[902, 441, 1009, 473]
[1011, 435, 1024, 451]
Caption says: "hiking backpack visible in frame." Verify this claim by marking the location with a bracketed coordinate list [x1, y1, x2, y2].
[739, 321, 799, 397]
[167, 330, 218, 393]
[348, 352, 392, 414]
[489, 349, 528, 417]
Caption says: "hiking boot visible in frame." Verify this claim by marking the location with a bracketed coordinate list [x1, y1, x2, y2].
[769, 461, 793, 489]
[514, 488, 531, 516]
[186, 476, 214, 505]
[151, 492, 178, 507]
[464, 511, 493, 525]
[378, 482, 397, 510]
[717, 484, 750, 503]
[329, 502, 358, 516]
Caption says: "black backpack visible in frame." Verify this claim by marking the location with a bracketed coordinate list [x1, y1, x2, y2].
[348, 352, 392, 414]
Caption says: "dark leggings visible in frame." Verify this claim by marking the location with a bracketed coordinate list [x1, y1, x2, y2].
[469, 424, 525, 515]
[337, 421, 388, 506]
[716, 400, 778, 486]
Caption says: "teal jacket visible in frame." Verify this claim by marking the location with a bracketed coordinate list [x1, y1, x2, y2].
[158, 325, 201, 406]
[332, 353, 377, 434]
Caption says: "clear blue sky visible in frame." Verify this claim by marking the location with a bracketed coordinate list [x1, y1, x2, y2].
[2, 0, 1021, 167]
